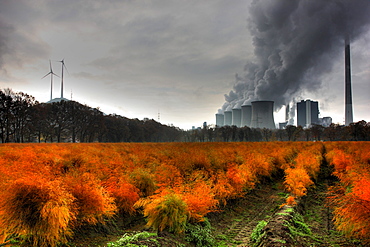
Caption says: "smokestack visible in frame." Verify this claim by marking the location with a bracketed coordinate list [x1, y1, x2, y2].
[232, 108, 241, 127]
[285, 104, 290, 122]
[215, 113, 224, 127]
[218, 1, 370, 121]
[250, 101, 276, 129]
[224, 111, 232, 126]
[241, 105, 252, 127]
[345, 36, 353, 126]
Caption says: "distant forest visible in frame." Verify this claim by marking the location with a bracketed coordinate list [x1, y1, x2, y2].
[1, 88, 369, 143]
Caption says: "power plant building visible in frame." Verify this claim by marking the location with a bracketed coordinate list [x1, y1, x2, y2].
[297, 100, 319, 127]
[319, 117, 332, 127]
[241, 105, 252, 127]
[215, 113, 224, 127]
[232, 108, 241, 127]
[224, 111, 232, 126]
[250, 101, 276, 129]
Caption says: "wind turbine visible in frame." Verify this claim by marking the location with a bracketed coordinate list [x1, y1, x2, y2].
[58, 59, 69, 99]
[42, 60, 59, 101]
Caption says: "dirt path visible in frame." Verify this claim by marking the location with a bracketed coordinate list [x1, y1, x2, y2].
[208, 163, 363, 247]
[209, 181, 287, 246]
[72, 171, 363, 246]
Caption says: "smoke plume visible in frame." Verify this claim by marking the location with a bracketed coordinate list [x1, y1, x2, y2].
[220, 0, 370, 119]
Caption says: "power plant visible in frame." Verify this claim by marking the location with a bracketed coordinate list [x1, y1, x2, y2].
[232, 108, 241, 127]
[216, 100, 276, 129]
[215, 113, 225, 127]
[215, 36, 355, 129]
[297, 100, 319, 128]
[224, 111, 232, 126]
[241, 105, 252, 127]
[250, 101, 276, 129]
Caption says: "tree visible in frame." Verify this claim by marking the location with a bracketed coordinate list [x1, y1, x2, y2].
[285, 125, 297, 141]
[310, 124, 324, 141]
[0, 89, 37, 143]
[0, 89, 14, 143]
[324, 123, 339, 141]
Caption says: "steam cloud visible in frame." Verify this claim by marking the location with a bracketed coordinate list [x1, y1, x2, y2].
[220, 0, 370, 122]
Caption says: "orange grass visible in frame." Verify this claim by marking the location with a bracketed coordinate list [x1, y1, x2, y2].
[0, 142, 368, 242]
[326, 142, 370, 243]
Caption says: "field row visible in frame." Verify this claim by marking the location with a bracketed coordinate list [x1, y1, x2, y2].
[0, 142, 368, 246]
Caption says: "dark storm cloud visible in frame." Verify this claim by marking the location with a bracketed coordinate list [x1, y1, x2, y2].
[2, 0, 366, 128]
[0, 1, 50, 75]
[0, 19, 12, 70]
[221, 0, 370, 118]
[0, 0, 252, 129]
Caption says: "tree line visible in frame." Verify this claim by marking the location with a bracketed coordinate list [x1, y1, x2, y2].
[189, 120, 370, 142]
[0, 88, 182, 143]
[1, 88, 369, 143]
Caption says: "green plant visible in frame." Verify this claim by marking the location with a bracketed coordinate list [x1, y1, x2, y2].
[107, 231, 157, 247]
[291, 213, 311, 235]
[216, 234, 228, 240]
[250, 220, 268, 245]
[277, 192, 288, 198]
[285, 207, 294, 213]
[185, 218, 215, 247]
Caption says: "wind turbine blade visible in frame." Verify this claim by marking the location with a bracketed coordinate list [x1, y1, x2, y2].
[41, 72, 52, 79]
[60, 58, 70, 75]
[63, 63, 70, 75]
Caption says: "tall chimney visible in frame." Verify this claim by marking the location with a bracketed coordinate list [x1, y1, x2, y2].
[285, 104, 290, 122]
[345, 35, 353, 126]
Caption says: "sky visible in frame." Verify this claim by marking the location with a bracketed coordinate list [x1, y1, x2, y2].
[0, 0, 369, 130]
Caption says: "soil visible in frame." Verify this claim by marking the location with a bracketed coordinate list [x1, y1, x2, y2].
[207, 178, 287, 246]
[68, 173, 364, 247]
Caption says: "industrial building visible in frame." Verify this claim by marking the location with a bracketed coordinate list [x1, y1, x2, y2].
[319, 117, 332, 127]
[232, 108, 241, 127]
[224, 111, 232, 126]
[215, 113, 225, 127]
[241, 105, 252, 127]
[250, 101, 275, 129]
[297, 99, 319, 128]
[215, 100, 276, 129]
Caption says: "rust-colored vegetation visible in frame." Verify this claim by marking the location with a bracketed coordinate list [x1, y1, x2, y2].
[326, 142, 370, 243]
[0, 142, 369, 245]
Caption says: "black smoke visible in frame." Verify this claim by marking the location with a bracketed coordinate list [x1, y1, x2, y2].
[220, 0, 370, 118]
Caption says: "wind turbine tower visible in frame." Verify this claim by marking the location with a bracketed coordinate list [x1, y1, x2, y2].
[42, 60, 58, 101]
[59, 59, 68, 99]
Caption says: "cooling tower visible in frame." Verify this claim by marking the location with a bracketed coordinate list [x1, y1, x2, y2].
[215, 113, 224, 127]
[224, 111, 232, 126]
[232, 108, 241, 127]
[345, 36, 353, 126]
[241, 105, 252, 127]
[250, 101, 276, 129]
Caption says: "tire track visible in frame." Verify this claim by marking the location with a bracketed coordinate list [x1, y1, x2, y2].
[212, 183, 286, 246]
